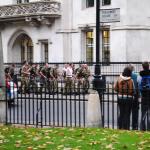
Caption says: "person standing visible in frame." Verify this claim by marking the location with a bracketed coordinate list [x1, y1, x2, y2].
[29, 63, 38, 93]
[39, 63, 49, 93]
[53, 64, 60, 93]
[9, 64, 18, 85]
[82, 64, 90, 93]
[21, 61, 30, 93]
[62, 64, 68, 93]
[128, 64, 139, 130]
[114, 67, 134, 130]
[76, 64, 84, 93]
[138, 61, 150, 131]
[65, 63, 73, 94]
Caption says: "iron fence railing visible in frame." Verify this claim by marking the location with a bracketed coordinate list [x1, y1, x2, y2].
[6, 85, 87, 128]
[3, 62, 149, 130]
[4, 82, 149, 131]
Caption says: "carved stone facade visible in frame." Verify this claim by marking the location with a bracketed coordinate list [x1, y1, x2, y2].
[1, 0, 150, 63]
[0, 0, 62, 63]
[0, 1, 60, 21]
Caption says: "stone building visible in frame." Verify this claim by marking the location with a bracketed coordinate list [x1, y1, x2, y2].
[0, 0, 150, 63]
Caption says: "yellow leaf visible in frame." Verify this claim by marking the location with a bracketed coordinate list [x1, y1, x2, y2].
[37, 144, 46, 149]
[57, 145, 64, 149]
[27, 147, 33, 150]
[138, 148, 144, 150]
[0, 140, 3, 144]
[46, 141, 54, 145]
[33, 137, 41, 141]
[15, 140, 21, 144]
[63, 148, 72, 150]
[44, 136, 51, 139]
[105, 144, 113, 149]
[15, 143, 21, 148]
[0, 135, 5, 139]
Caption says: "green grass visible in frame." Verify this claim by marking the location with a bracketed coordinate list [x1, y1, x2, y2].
[0, 125, 150, 150]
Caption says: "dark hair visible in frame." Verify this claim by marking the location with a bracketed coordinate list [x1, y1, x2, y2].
[22, 60, 27, 65]
[142, 61, 149, 70]
[122, 67, 132, 77]
[11, 63, 15, 67]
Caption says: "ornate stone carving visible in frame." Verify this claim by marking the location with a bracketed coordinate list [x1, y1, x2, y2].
[0, 1, 61, 20]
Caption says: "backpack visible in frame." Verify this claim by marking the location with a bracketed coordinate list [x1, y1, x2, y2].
[115, 79, 134, 96]
[140, 76, 150, 91]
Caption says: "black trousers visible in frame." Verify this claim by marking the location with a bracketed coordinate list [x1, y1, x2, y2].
[118, 97, 133, 130]
[140, 97, 150, 131]
[131, 96, 139, 130]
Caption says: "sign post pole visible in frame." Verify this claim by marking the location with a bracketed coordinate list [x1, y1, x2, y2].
[93, 0, 105, 127]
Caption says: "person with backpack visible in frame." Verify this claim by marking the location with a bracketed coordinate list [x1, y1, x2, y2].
[114, 67, 135, 130]
[128, 64, 139, 130]
[138, 61, 150, 131]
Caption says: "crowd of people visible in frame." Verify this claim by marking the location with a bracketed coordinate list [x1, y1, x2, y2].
[5, 61, 91, 95]
[114, 61, 150, 131]
[4, 61, 150, 131]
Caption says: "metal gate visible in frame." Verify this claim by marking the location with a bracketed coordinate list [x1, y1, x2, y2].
[6, 86, 87, 127]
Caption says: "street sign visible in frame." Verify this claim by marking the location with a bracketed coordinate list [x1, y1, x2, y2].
[100, 8, 120, 23]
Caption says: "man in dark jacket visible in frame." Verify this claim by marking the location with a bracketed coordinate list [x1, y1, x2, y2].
[139, 61, 150, 131]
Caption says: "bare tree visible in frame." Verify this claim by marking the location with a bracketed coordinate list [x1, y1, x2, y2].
[0, 31, 6, 123]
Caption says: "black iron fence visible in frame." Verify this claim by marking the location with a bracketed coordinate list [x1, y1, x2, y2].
[5, 83, 147, 130]
[3, 62, 150, 130]
[6, 85, 87, 128]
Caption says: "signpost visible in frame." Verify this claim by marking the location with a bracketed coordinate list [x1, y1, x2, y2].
[100, 8, 120, 23]
[93, 1, 121, 127]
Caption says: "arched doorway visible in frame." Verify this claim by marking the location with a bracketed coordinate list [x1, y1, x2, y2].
[8, 32, 33, 63]
[15, 34, 33, 63]
[19, 34, 33, 63]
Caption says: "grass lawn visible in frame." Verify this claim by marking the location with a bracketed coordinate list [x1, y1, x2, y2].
[0, 125, 150, 150]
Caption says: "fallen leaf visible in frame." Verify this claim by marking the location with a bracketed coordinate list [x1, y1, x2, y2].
[63, 147, 72, 150]
[15, 140, 21, 144]
[33, 137, 41, 141]
[46, 141, 54, 145]
[27, 147, 33, 150]
[0, 140, 3, 144]
[15, 143, 21, 148]
[105, 144, 113, 149]
[37, 144, 46, 149]
[44, 136, 51, 139]
[57, 145, 64, 149]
